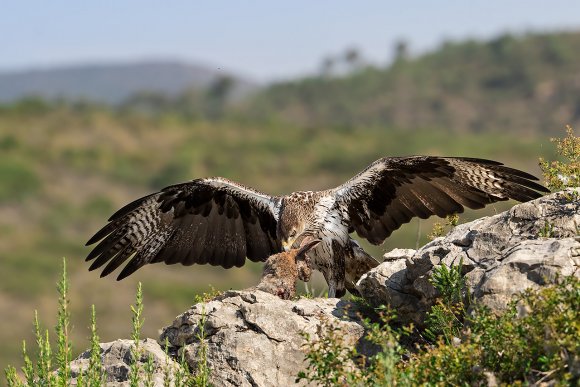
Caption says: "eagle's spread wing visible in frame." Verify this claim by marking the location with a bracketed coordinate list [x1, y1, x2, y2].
[333, 156, 549, 245]
[86, 177, 282, 280]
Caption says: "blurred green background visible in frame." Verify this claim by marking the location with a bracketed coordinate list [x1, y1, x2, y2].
[1, 3, 579, 378]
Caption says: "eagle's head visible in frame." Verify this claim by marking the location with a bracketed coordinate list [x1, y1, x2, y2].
[277, 192, 316, 251]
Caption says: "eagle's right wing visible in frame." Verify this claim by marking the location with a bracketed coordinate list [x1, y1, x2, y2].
[333, 156, 549, 245]
[85, 177, 282, 280]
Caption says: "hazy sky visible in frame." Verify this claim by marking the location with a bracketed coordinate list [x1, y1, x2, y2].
[2, 1, 580, 81]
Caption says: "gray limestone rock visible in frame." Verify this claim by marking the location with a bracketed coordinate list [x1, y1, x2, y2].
[67, 338, 181, 386]
[160, 290, 369, 387]
[357, 188, 580, 325]
[64, 189, 578, 386]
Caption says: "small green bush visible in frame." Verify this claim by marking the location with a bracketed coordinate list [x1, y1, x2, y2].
[539, 125, 579, 191]
[3, 259, 99, 387]
[299, 276, 580, 386]
[296, 316, 361, 386]
[424, 258, 469, 345]
[4, 259, 204, 387]
[428, 214, 460, 240]
[0, 159, 41, 202]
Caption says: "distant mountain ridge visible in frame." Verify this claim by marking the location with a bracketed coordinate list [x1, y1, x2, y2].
[0, 60, 257, 104]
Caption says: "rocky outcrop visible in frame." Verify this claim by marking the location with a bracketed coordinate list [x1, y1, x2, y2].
[65, 189, 579, 386]
[68, 338, 180, 386]
[159, 290, 370, 387]
[357, 188, 580, 325]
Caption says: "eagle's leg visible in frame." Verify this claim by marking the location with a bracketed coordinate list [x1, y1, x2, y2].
[334, 287, 346, 298]
[324, 240, 346, 298]
[321, 268, 341, 298]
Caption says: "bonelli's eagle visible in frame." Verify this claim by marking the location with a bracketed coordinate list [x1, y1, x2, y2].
[86, 156, 548, 297]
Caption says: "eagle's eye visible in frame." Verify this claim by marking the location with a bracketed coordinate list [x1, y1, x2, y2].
[289, 229, 297, 238]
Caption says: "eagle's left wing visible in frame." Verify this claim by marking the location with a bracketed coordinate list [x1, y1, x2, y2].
[332, 156, 549, 245]
[85, 177, 282, 280]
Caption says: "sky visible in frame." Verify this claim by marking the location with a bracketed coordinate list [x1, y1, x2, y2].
[2, 1, 580, 82]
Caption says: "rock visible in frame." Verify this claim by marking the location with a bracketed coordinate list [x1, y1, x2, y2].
[357, 188, 580, 325]
[68, 338, 181, 386]
[64, 189, 578, 385]
[356, 251, 423, 323]
[160, 290, 370, 387]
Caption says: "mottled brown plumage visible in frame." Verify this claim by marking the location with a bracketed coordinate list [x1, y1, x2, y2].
[86, 156, 549, 297]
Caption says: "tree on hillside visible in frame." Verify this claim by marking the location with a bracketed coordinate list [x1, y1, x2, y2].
[393, 39, 409, 63]
[344, 47, 363, 71]
[205, 75, 235, 120]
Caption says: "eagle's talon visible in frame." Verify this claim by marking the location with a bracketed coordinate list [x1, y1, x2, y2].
[297, 259, 312, 282]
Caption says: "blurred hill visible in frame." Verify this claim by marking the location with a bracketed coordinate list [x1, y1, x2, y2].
[0, 30, 572, 377]
[0, 60, 257, 104]
[243, 31, 580, 134]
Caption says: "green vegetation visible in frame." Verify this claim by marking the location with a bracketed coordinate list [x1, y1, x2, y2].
[539, 220, 557, 238]
[87, 306, 104, 386]
[297, 316, 361, 386]
[129, 282, 145, 387]
[427, 214, 460, 241]
[4, 260, 209, 387]
[540, 125, 580, 191]
[299, 274, 580, 386]
[55, 260, 72, 384]
[4, 260, 102, 386]
[423, 258, 469, 344]
[190, 307, 211, 387]
[244, 32, 580, 135]
[1, 31, 573, 374]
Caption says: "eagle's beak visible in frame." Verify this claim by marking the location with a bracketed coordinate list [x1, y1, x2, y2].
[282, 237, 297, 252]
[282, 240, 291, 252]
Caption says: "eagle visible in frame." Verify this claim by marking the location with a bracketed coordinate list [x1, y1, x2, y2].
[86, 156, 548, 297]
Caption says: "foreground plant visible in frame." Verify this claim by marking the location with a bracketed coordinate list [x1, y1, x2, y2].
[4, 259, 200, 386]
[299, 276, 580, 386]
[4, 259, 103, 386]
[424, 258, 469, 344]
[428, 214, 460, 240]
[539, 125, 579, 191]
[296, 316, 361, 386]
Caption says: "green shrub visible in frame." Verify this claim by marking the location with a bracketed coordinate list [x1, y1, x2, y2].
[4, 259, 201, 387]
[424, 258, 469, 344]
[0, 159, 41, 202]
[428, 214, 460, 240]
[298, 276, 580, 386]
[296, 316, 361, 386]
[3, 259, 96, 386]
[539, 125, 580, 191]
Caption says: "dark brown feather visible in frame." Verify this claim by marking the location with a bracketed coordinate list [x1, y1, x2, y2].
[85, 177, 281, 279]
[334, 156, 548, 245]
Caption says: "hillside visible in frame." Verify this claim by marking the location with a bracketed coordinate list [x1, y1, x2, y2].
[243, 31, 580, 134]
[0, 30, 575, 376]
[0, 60, 256, 104]
[0, 104, 552, 373]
